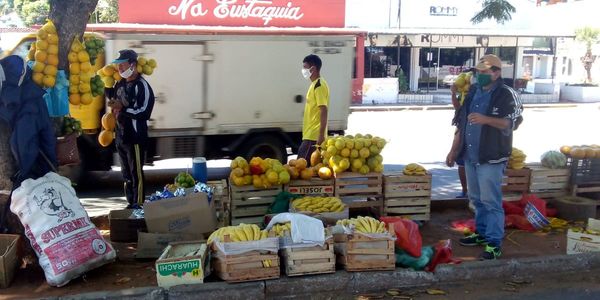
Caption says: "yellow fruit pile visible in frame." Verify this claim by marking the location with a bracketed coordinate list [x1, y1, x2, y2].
[292, 196, 345, 213]
[29, 20, 59, 88]
[229, 156, 291, 188]
[337, 216, 387, 234]
[403, 163, 427, 176]
[207, 223, 268, 244]
[320, 134, 385, 175]
[561, 145, 600, 159]
[509, 148, 526, 169]
[269, 222, 291, 237]
[285, 158, 316, 180]
[68, 38, 96, 105]
[98, 112, 116, 147]
[97, 64, 121, 88]
[136, 56, 158, 76]
[454, 71, 473, 102]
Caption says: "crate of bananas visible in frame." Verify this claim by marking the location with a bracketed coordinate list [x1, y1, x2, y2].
[290, 196, 349, 225]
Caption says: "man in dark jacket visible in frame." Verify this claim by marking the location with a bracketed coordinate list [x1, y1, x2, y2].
[106, 50, 155, 209]
[446, 54, 523, 260]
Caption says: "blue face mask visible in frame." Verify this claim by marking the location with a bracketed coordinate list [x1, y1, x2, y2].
[476, 73, 492, 86]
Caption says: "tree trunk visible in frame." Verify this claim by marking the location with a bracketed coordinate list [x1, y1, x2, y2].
[48, 0, 99, 71]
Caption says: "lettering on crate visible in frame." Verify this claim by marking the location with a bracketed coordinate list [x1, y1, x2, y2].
[169, 217, 192, 231]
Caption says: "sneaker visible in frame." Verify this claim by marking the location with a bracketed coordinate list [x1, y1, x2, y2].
[480, 245, 502, 260]
[459, 233, 487, 247]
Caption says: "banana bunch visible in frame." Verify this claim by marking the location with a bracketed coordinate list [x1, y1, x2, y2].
[207, 224, 268, 244]
[336, 216, 387, 234]
[262, 259, 274, 268]
[403, 163, 427, 176]
[570, 227, 600, 235]
[269, 222, 291, 237]
[292, 196, 345, 213]
[509, 148, 526, 169]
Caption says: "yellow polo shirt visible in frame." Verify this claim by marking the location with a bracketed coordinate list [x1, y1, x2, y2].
[303, 77, 330, 141]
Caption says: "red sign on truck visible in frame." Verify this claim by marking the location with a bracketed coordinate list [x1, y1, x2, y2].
[119, 0, 346, 28]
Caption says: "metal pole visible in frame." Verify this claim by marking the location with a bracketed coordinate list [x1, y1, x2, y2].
[427, 36, 432, 93]
[436, 47, 440, 91]
[512, 37, 519, 88]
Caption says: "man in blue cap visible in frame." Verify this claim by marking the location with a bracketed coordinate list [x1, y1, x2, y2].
[106, 49, 155, 209]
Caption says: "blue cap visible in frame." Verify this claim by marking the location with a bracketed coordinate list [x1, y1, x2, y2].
[112, 49, 138, 64]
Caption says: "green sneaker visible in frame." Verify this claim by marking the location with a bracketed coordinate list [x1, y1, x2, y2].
[459, 233, 487, 247]
[480, 245, 502, 260]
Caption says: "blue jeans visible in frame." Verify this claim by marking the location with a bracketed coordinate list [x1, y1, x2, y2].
[464, 162, 506, 247]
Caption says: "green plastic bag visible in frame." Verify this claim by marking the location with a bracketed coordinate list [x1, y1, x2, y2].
[267, 191, 302, 215]
[395, 246, 434, 270]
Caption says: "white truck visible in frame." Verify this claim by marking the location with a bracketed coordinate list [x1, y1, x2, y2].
[8, 25, 363, 174]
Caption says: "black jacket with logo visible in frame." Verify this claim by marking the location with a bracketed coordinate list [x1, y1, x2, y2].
[106, 75, 155, 145]
[452, 80, 523, 164]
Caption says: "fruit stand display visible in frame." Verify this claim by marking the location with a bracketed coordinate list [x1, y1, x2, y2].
[208, 224, 280, 282]
[334, 217, 396, 271]
[503, 148, 531, 199]
[284, 157, 334, 196]
[290, 196, 349, 225]
[383, 164, 432, 221]
[561, 145, 600, 195]
[229, 157, 287, 226]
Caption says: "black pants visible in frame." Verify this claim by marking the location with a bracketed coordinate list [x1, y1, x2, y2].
[297, 140, 316, 165]
[117, 141, 146, 206]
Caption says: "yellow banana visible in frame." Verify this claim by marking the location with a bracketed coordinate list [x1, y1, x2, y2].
[261, 230, 268, 239]
[235, 227, 247, 241]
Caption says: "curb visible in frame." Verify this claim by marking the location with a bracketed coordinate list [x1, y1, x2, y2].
[349, 102, 583, 112]
[52, 252, 600, 300]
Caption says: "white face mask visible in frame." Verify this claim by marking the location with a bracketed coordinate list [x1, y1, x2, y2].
[301, 67, 312, 80]
[119, 65, 134, 79]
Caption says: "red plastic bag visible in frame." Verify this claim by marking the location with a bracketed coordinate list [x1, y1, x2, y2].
[426, 239, 461, 272]
[380, 217, 422, 257]
[451, 219, 476, 233]
[505, 214, 535, 231]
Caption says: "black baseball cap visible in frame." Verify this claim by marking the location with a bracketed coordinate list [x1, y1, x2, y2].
[112, 49, 138, 64]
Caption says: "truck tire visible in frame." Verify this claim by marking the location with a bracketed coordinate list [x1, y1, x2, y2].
[239, 135, 287, 163]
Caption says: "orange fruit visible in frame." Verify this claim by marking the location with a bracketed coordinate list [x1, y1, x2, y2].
[101, 112, 116, 131]
[69, 93, 81, 105]
[46, 54, 59, 66]
[98, 130, 114, 147]
[42, 75, 55, 87]
[34, 50, 47, 62]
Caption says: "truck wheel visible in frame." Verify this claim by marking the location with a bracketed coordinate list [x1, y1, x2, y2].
[239, 135, 287, 163]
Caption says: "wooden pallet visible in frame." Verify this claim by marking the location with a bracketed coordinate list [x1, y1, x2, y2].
[528, 164, 570, 199]
[333, 224, 396, 272]
[208, 179, 230, 227]
[335, 172, 384, 216]
[285, 178, 334, 197]
[503, 168, 531, 194]
[212, 250, 280, 283]
[280, 238, 335, 277]
[383, 173, 431, 221]
[230, 185, 282, 227]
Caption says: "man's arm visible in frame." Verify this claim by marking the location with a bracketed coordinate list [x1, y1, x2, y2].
[318, 105, 328, 145]
[446, 129, 461, 167]
[121, 80, 154, 120]
[450, 84, 460, 110]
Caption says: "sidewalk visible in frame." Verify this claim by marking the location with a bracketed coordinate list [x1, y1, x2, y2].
[2, 203, 589, 299]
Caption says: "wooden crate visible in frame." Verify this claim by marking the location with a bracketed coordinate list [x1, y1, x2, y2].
[383, 173, 431, 221]
[280, 238, 335, 277]
[208, 179, 230, 227]
[333, 225, 396, 272]
[230, 185, 282, 227]
[528, 164, 570, 199]
[335, 172, 384, 216]
[503, 168, 531, 194]
[285, 178, 334, 197]
[212, 250, 280, 283]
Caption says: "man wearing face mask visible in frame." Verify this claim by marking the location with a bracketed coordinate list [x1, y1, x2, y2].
[298, 54, 329, 164]
[106, 49, 155, 209]
[445, 54, 523, 260]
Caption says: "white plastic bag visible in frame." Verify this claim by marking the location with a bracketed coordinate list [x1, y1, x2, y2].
[10, 172, 115, 287]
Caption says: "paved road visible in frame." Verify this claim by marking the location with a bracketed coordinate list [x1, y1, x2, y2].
[78, 103, 600, 216]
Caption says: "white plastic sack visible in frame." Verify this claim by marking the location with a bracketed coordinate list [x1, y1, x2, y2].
[213, 237, 279, 256]
[266, 213, 325, 246]
[10, 172, 116, 287]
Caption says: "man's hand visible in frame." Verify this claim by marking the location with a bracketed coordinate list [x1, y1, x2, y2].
[450, 84, 458, 95]
[317, 135, 324, 146]
[108, 99, 124, 110]
[446, 151, 457, 167]
[467, 113, 489, 125]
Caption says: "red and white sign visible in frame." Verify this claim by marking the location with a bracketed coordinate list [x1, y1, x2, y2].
[119, 0, 346, 28]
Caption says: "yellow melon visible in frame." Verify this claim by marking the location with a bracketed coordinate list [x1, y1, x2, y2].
[101, 112, 116, 131]
[98, 130, 114, 147]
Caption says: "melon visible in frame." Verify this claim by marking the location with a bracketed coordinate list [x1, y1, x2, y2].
[570, 147, 586, 159]
[541, 151, 567, 169]
[559, 145, 571, 155]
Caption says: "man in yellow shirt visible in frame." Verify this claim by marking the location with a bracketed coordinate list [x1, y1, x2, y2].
[298, 54, 330, 165]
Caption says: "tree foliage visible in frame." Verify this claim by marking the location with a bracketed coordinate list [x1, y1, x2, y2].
[576, 27, 600, 52]
[471, 0, 516, 24]
[89, 0, 119, 23]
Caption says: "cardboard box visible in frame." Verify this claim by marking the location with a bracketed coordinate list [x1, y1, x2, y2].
[144, 192, 217, 235]
[136, 231, 203, 259]
[0, 234, 19, 289]
[156, 241, 209, 288]
[567, 218, 600, 255]
[109, 209, 147, 243]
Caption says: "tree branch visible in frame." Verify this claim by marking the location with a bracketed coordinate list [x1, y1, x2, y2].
[471, 0, 516, 24]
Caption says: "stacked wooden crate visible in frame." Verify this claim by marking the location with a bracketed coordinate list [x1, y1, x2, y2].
[383, 172, 431, 221]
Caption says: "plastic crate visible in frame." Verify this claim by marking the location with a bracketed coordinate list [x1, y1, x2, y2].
[568, 158, 600, 185]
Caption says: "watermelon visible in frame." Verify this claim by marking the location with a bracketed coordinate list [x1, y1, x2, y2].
[541, 151, 567, 169]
